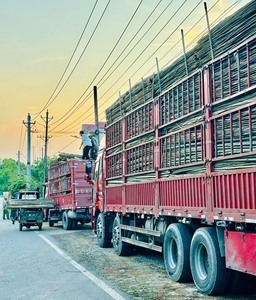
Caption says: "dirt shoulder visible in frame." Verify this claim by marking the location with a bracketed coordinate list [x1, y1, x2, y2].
[48, 224, 256, 300]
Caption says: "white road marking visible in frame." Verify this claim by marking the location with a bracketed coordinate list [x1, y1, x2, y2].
[38, 234, 126, 300]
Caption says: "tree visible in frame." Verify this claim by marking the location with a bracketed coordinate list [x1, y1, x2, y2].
[0, 158, 44, 197]
[0, 159, 19, 192]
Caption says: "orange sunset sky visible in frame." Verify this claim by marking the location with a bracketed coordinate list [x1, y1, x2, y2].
[0, 0, 250, 163]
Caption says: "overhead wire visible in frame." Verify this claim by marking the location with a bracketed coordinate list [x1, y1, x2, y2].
[50, 0, 185, 133]
[53, 0, 243, 152]
[97, 0, 239, 117]
[97, 0, 194, 106]
[49, 0, 145, 131]
[32, 0, 100, 120]
[50, 0, 204, 136]
[48, 0, 112, 126]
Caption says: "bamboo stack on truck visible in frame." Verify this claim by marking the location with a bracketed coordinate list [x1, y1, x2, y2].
[47, 153, 93, 230]
[92, 1, 256, 296]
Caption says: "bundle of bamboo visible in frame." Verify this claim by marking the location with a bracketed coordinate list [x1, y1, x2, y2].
[106, 1, 256, 125]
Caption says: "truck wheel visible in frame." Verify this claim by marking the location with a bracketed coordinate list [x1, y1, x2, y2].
[112, 216, 132, 256]
[164, 223, 192, 282]
[19, 224, 22, 231]
[62, 211, 72, 230]
[49, 219, 54, 227]
[190, 227, 230, 295]
[96, 213, 111, 248]
[38, 224, 42, 230]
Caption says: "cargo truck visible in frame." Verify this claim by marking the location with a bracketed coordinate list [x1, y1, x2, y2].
[92, 2, 256, 296]
[47, 159, 93, 230]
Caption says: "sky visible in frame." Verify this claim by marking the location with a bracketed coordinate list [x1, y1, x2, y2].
[0, 0, 251, 163]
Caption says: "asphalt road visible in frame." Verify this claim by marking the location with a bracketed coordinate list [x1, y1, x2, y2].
[0, 197, 129, 300]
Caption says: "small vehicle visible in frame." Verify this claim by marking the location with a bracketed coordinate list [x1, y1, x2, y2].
[19, 208, 44, 231]
[18, 191, 43, 231]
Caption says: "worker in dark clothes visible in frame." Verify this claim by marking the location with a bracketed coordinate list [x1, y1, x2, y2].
[79, 130, 92, 159]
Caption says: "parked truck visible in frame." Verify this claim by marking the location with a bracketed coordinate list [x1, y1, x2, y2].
[92, 2, 256, 296]
[7, 191, 55, 231]
[47, 158, 93, 230]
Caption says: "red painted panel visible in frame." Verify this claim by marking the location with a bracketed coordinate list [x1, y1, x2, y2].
[105, 186, 123, 205]
[225, 230, 256, 275]
[125, 183, 155, 206]
[49, 160, 93, 209]
[212, 171, 256, 210]
[159, 176, 206, 208]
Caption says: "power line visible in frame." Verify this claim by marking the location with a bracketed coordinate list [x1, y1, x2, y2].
[48, 0, 240, 137]
[49, 0, 112, 126]
[32, 0, 100, 120]
[50, 0, 144, 131]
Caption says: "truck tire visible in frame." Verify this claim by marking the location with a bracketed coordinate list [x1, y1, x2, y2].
[38, 224, 42, 230]
[190, 227, 230, 295]
[96, 213, 112, 248]
[62, 211, 72, 230]
[164, 223, 192, 282]
[49, 219, 54, 227]
[112, 216, 132, 256]
[19, 224, 22, 231]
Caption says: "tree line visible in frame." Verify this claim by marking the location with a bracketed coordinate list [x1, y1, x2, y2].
[0, 158, 44, 197]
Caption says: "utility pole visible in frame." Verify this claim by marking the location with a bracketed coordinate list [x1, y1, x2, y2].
[93, 86, 100, 144]
[17, 150, 21, 176]
[41, 110, 52, 197]
[23, 113, 35, 190]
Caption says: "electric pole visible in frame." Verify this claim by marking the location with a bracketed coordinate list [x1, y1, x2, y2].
[17, 150, 21, 176]
[93, 86, 100, 144]
[41, 110, 52, 196]
[23, 113, 35, 190]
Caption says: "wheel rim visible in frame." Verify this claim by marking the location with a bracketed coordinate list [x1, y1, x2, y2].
[97, 220, 103, 240]
[112, 225, 120, 248]
[168, 238, 178, 269]
[195, 242, 209, 280]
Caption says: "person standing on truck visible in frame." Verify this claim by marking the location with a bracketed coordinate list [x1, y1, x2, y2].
[89, 133, 99, 160]
[2, 198, 9, 220]
[79, 130, 92, 160]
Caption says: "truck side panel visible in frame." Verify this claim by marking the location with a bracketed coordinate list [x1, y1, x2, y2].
[225, 231, 256, 275]
[105, 36, 256, 223]
[48, 160, 92, 209]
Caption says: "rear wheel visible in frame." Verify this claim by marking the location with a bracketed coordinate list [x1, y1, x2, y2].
[164, 223, 192, 282]
[96, 213, 112, 248]
[190, 227, 230, 295]
[49, 219, 54, 227]
[19, 224, 22, 231]
[112, 216, 132, 256]
[62, 211, 72, 230]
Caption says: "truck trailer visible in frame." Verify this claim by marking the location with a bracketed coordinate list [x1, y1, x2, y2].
[47, 158, 93, 230]
[93, 2, 256, 296]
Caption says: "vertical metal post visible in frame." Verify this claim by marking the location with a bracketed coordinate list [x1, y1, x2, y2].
[204, 2, 214, 60]
[17, 150, 21, 176]
[119, 91, 122, 116]
[129, 79, 133, 109]
[25, 113, 31, 190]
[181, 29, 188, 76]
[141, 77, 146, 103]
[93, 86, 100, 144]
[156, 57, 162, 95]
[43, 110, 49, 185]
